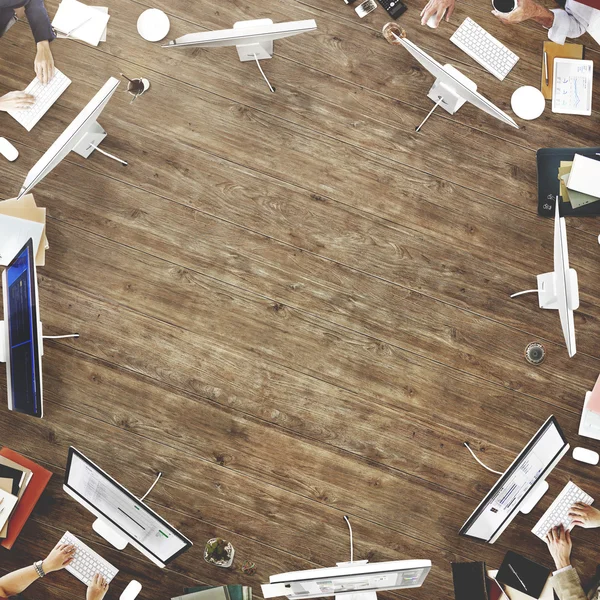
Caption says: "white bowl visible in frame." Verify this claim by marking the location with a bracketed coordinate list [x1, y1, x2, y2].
[137, 9, 170, 42]
[511, 86, 546, 121]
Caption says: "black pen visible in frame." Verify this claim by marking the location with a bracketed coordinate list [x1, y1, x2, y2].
[509, 564, 527, 592]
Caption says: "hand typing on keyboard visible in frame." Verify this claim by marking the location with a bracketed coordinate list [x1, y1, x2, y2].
[0, 91, 35, 112]
[568, 502, 600, 528]
[43, 541, 76, 571]
[87, 573, 110, 600]
[545, 525, 572, 570]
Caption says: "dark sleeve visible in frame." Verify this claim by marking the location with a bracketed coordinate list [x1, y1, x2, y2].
[23, 0, 55, 43]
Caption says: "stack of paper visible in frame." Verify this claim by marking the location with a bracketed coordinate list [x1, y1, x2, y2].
[557, 155, 600, 209]
[0, 455, 33, 539]
[173, 585, 252, 600]
[0, 194, 48, 267]
[52, 0, 110, 46]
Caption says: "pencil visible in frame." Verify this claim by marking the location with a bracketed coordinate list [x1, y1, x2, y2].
[543, 50, 549, 86]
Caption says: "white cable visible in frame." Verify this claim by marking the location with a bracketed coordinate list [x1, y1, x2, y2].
[141, 472, 162, 501]
[253, 53, 276, 93]
[42, 334, 80, 339]
[510, 289, 538, 298]
[90, 144, 128, 166]
[343, 515, 353, 563]
[464, 442, 503, 475]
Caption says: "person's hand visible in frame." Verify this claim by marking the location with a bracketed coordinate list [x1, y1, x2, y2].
[42, 542, 76, 573]
[87, 573, 109, 600]
[420, 0, 456, 27]
[569, 503, 600, 529]
[545, 525, 572, 570]
[34, 40, 55, 84]
[493, 0, 541, 24]
[0, 91, 35, 111]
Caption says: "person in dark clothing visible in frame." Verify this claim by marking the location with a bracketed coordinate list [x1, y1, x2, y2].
[0, 0, 57, 111]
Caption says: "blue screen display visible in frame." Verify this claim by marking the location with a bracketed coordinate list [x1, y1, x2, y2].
[6, 241, 41, 416]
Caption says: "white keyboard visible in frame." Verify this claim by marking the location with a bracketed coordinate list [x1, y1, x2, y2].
[59, 531, 118, 586]
[531, 481, 594, 540]
[450, 17, 519, 81]
[8, 69, 71, 131]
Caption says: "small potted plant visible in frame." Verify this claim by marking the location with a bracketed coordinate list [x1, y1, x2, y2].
[204, 538, 235, 568]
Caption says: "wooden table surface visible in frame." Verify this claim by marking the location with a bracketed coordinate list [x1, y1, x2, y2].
[0, 0, 600, 599]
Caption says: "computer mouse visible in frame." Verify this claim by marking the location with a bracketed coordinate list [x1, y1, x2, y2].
[426, 15, 439, 27]
[573, 447, 600, 465]
[0, 137, 18, 161]
[120, 580, 142, 600]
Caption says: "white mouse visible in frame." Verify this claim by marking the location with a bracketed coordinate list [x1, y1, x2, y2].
[120, 580, 142, 600]
[573, 447, 600, 465]
[0, 137, 18, 161]
[426, 15, 439, 27]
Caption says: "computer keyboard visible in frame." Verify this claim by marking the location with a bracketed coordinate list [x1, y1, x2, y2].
[450, 17, 519, 81]
[531, 481, 594, 540]
[8, 69, 71, 132]
[58, 531, 119, 586]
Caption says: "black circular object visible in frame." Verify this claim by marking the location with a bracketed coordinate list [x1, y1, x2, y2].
[525, 342, 546, 365]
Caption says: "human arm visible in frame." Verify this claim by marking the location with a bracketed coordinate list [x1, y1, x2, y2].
[545, 526, 588, 600]
[492, 0, 555, 27]
[20, 0, 56, 83]
[420, 0, 456, 27]
[0, 543, 75, 597]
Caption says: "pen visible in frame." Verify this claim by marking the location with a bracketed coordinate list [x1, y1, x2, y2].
[544, 50, 549, 86]
[509, 564, 527, 592]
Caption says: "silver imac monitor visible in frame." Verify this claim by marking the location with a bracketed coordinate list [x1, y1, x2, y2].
[0, 239, 43, 418]
[163, 19, 317, 92]
[63, 447, 192, 568]
[511, 200, 579, 357]
[262, 560, 432, 600]
[382, 24, 518, 131]
[17, 77, 125, 200]
[460, 416, 569, 543]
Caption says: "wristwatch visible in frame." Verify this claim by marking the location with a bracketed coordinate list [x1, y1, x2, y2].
[33, 560, 46, 578]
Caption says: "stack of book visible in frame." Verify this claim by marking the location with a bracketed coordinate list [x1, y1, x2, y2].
[559, 154, 600, 209]
[0, 448, 52, 550]
[173, 585, 253, 600]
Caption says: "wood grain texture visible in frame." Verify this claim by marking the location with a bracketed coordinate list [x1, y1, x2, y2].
[0, 0, 599, 599]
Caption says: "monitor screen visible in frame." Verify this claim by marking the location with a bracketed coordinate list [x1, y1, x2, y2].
[460, 416, 568, 542]
[3, 239, 42, 417]
[266, 561, 431, 598]
[64, 448, 192, 565]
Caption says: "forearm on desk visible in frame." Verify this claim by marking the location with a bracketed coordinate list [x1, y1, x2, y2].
[531, 3, 556, 28]
[552, 566, 589, 600]
[0, 564, 43, 596]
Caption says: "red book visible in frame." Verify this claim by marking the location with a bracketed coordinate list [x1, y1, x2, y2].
[0, 448, 52, 550]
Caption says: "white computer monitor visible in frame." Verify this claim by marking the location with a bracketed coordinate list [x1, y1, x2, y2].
[17, 77, 124, 200]
[511, 200, 579, 357]
[460, 416, 569, 543]
[383, 25, 518, 131]
[63, 447, 192, 568]
[0, 239, 44, 418]
[262, 560, 432, 600]
[163, 19, 317, 91]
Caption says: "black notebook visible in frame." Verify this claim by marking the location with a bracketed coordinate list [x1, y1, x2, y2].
[0, 465, 25, 496]
[452, 561, 489, 600]
[496, 551, 550, 599]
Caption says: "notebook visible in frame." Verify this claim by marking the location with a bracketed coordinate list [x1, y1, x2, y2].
[52, 0, 110, 46]
[496, 552, 550, 599]
[0, 448, 52, 550]
[567, 154, 600, 197]
[541, 42, 583, 99]
[452, 562, 489, 600]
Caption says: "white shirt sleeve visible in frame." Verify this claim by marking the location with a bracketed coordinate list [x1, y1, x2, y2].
[548, 0, 593, 43]
[553, 565, 573, 575]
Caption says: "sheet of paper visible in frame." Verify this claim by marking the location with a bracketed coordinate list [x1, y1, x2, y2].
[52, 0, 110, 46]
[561, 173, 599, 208]
[567, 153, 600, 197]
[0, 490, 19, 533]
[552, 58, 594, 115]
[93, 6, 108, 42]
[0, 215, 44, 266]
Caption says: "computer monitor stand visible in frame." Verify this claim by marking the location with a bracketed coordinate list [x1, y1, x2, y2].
[233, 19, 277, 93]
[415, 64, 477, 132]
[73, 121, 128, 166]
[92, 471, 163, 551]
[510, 270, 579, 311]
[519, 480, 549, 514]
